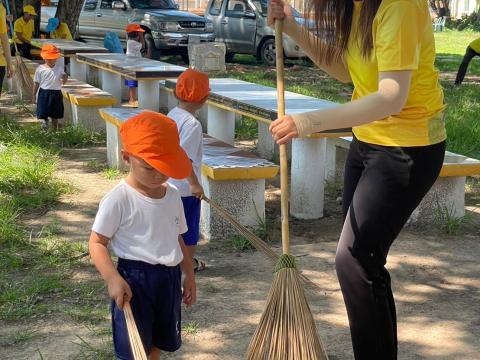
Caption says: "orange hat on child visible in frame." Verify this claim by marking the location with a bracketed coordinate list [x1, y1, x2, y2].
[120, 111, 192, 179]
[40, 44, 61, 60]
[175, 68, 210, 103]
[126, 23, 145, 33]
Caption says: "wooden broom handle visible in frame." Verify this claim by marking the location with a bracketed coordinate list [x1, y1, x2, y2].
[275, 19, 290, 255]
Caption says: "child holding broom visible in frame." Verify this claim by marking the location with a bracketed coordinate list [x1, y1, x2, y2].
[269, 0, 446, 359]
[168, 68, 209, 272]
[89, 111, 196, 360]
[32, 44, 67, 130]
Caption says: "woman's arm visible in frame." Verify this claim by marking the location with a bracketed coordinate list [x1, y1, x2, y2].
[270, 70, 412, 144]
[268, 0, 351, 83]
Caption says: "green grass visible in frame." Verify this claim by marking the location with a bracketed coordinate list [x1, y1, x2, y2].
[182, 320, 200, 336]
[235, 116, 259, 140]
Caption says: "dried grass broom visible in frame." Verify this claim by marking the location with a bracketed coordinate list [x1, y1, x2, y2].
[245, 19, 329, 360]
[123, 302, 148, 360]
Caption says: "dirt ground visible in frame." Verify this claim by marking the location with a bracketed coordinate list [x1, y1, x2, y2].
[1, 136, 479, 360]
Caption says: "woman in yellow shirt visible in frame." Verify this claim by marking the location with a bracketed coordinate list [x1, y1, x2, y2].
[46, 18, 73, 40]
[0, 3, 13, 98]
[13, 5, 36, 59]
[269, 0, 446, 359]
[455, 37, 480, 85]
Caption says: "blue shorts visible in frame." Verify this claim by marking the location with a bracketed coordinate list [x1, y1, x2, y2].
[124, 79, 138, 88]
[181, 196, 201, 246]
[112, 258, 182, 359]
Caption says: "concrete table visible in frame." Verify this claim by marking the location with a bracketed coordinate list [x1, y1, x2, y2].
[161, 78, 351, 219]
[76, 53, 185, 111]
[30, 39, 108, 82]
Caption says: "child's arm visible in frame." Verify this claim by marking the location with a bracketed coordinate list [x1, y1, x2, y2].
[62, 73, 68, 84]
[89, 231, 132, 309]
[178, 235, 196, 307]
[32, 82, 39, 104]
[186, 167, 203, 199]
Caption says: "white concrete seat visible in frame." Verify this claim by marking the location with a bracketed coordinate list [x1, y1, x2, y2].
[98, 107, 279, 241]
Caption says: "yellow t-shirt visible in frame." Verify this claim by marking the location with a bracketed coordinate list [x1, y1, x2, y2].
[51, 23, 73, 40]
[347, 0, 446, 147]
[469, 37, 480, 54]
[0, 4, 7, 66]
[13, 17, 34, 44]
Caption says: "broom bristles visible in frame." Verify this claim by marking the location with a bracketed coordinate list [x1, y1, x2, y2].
[123, 302, 148, 360]
[246, 258, 329, 360]
[15, 55, 34, 101]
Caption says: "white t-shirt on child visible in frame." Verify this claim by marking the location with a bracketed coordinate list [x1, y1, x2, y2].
[167, 107, 203, 197]
[92, 180, 188, 266]
[33, 57, 65, 90]
[126, 39, 142, 57]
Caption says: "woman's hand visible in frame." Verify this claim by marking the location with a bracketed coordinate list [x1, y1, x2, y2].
[269, 114, 299, 145]
[267, 0, 294, 27]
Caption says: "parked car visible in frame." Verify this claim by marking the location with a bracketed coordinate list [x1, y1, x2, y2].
[40, 0, 216, 61]
[205, 0, 305, 65]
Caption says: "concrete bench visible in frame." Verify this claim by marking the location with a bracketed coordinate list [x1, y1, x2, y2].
[98, 107, 279, 241]
[61, 79, 116, 132]
[331, 137, 480, 223]
[159, 77, 351, 219]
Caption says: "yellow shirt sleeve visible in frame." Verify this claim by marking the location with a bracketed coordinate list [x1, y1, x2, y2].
[59, 23, 73, 40]
[0, 5, 7, 35]
[469, 37, 480, 53]
[375, 1, 421, 72]
[14, 19, 24, 35]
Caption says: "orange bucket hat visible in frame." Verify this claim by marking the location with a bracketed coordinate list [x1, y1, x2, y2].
[40, 44, 61, 60]
[120, 111, 192, 179]
[126, 23, 145, 33]
[175, 68, 210, 103]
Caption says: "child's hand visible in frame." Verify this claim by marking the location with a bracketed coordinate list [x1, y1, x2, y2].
[190, 183, 204, 199]
[107, 274, 132, 310]
[62, 74, 68, 84]
[182, 274, 196, 307]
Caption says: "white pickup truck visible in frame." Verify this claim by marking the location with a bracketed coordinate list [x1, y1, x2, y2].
[40, 0, 216, 61]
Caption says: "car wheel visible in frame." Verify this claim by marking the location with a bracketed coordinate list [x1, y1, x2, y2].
[144, 33, 160, 60]
[260, 38, 276, 66]
[225, 52, 235, 62]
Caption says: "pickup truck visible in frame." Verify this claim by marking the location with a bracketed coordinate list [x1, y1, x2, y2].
[40, 0, 216, 61]
[204, 0, 305, 65]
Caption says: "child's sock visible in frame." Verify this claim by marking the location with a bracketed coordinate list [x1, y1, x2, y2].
[40, 119, 48, 130]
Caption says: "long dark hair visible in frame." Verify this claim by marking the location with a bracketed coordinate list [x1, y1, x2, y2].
[304, 0, 382, 63]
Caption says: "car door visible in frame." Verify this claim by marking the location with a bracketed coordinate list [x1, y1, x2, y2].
[96, 0, 129, 39]
[222, 0, 256, 54]
[80, 0, 101, 38]
[206, 0, 224, 43]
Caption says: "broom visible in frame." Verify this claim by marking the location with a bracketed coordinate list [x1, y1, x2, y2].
[123, 302, 148, 360]
[245, 18, 329, 360]
[5, 0, 34, 101]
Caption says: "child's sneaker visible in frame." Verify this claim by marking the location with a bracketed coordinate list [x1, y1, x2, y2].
[41, 120, 48, 130]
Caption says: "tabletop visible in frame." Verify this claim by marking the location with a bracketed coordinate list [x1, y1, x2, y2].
[77, 53, 186, 80]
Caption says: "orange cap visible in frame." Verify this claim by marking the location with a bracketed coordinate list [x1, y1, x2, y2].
[40, 44, 61, 60]
[120, 111, 192, 179]
[126, 23, 145, 33]
[175, 68, 210, 103]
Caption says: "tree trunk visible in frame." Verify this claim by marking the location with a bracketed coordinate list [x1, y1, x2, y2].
[55, 0, 84, 39]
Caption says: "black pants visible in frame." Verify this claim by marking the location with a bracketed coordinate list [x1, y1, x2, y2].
[13, 42, 32, 60]
[455, 46, 479, 85]
[336, 137, 445, 359]
[0, 66, 5, 97]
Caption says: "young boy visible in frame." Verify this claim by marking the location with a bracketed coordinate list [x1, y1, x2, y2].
[32, 44, 67, 130]
[125, 23, 145, 106]
[168, 68, 209, 272]
[89, 111, 196, 360]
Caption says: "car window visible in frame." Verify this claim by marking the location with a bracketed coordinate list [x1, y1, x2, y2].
[209, 0, 222, 16]
[84, 0, 98, 10]
[100, 0, 113, 9]
[225, 0, 252, 17]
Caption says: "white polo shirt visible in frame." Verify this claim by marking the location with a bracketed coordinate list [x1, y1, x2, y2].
[92, 180, 188, 266]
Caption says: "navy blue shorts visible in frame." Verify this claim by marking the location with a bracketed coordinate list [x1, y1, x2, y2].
[36, 89, 64, 120]
[181, 196, 201, 246]
[124, 79, 138, 88]
[112, 258, 182, 359]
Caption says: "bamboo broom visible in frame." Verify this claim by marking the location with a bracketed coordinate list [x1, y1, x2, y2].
[123, 302, 148, 360]
[245, 19, 328, 360]
[5, 0, 34, 101]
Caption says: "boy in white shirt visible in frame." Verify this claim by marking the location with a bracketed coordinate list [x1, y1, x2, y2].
[168, 68, 209, 272]
[89, 111, 196, 360]
[125, 23, 145, 106]
[32, 44, 67, 130]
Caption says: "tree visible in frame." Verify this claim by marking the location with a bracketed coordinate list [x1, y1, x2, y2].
[55, 0, 84, 39]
